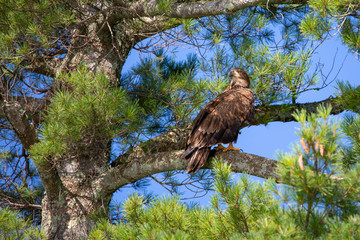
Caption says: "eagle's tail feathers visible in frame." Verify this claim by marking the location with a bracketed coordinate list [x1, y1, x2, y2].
[181, 146, 196, 159]
[186, 148, 210, 173]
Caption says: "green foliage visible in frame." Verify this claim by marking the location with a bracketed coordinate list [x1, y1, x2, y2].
[251, 48, 317, 105]
[336, 81, 360, 113]
[341, 18, 360, 55]
[300, 0, 360, 54]
[0, 208, 43, 239]
[300, 13, 330, 40]
[0, 0, 74, 65]
[203, 43, 318, 106]
[1, 0, 360, 239]
[211, 161, 278, 234]
[156, 0, 173, 12]
[90, 160, 296, 239]
[340, 114, 360, 167]
[121, 50, 213, 133]
[276, 104, 360, 238]
[197, 7, 319, 107]
[30, 67, 144, 161]
[181, 19, 199, 37]
[323, 215, 360, 239]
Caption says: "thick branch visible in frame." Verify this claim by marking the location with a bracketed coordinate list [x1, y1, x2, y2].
[0, 97, 47, 125]
[252, 97, 344, 126]
[1, 101, 40, 149]
[23, 56, 64, 78]
[95, 149, 277, 199]
[1, 100, 61, 198]
[115, 0, 307, 19]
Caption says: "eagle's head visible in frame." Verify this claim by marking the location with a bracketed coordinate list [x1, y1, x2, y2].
[228, 68, 250, 89]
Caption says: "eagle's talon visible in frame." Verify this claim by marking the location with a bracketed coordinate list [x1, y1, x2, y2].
[222, 143, 241, 152]
[216, 144, 225, 151]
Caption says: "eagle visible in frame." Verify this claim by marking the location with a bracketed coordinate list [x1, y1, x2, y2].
[182, 68, 255, 173]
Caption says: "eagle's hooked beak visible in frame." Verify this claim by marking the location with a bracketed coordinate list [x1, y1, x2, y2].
[228, 69, 238, 77]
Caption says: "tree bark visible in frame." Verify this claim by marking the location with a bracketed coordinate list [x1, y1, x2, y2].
[41, 183, 111, 239]
[95, 149, 278, 198]
[36, 137, 113, 239]
[113, 0, 308, 19]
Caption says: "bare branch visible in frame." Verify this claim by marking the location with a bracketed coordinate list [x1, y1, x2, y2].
[0, 192, 42, 210]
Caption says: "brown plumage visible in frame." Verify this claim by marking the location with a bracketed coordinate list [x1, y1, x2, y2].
[182, 68, 255, 173]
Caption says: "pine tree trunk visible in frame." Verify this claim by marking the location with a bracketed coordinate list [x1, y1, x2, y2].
[41, 193, 107, 239]
[36, 20, 134, 239]
[39, 147, 113, 239]
[41, 188, 111, 239]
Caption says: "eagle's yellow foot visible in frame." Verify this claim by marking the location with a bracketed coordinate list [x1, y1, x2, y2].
[216, 144, 225, 151]
[222, 143, 241, 152]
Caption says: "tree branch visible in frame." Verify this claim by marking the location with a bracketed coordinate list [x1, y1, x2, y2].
[94, 149, 278, 199]
[23, 56, 64, 78]
[0, 195, 42, 210]
[0, 97, 47, 125]
[114, 0, 308, 19]
[1, 100, 61, 198]
[0, 95, 342, 134]
[251, 97, 344, 126]
[1, 101, 40, 150]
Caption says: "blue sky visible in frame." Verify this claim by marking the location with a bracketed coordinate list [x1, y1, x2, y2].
[113, 32, 360, 208]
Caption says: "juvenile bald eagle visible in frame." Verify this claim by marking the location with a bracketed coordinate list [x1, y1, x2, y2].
[182, 68, 255, 173]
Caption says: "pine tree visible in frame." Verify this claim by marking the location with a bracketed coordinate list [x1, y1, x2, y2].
[0, 0, 359, 239]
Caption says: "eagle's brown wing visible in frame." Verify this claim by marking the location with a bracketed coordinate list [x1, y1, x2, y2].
[182, 88, 254, 173]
